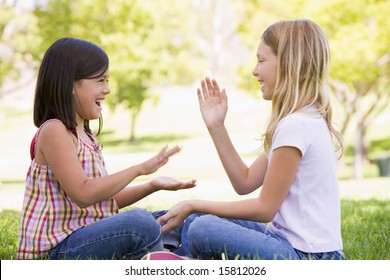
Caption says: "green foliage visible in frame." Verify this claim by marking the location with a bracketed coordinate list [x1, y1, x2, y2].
[1, 199, 389, 260]
[0, 1, 45, 90]
[236, 0, 390, 93]
[370, 138, 390, 157]
[0, 5, 18, 88]
[32, 0, 204, 141]
[235, 0, 390, 179]
[309, 0, 390, 85]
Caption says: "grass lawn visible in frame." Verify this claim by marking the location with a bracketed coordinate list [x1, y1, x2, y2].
[1, 198, 389, 260]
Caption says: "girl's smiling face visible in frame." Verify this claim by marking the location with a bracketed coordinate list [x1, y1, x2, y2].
[252, 41, 278, 100]
[73, 70, 110, 124]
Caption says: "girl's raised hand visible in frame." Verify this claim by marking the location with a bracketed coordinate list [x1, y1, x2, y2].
[137, 145, 181, 175]
[197, 77, 228, 129]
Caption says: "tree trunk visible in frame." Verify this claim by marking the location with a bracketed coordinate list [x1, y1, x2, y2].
[352, 122, 367, 180]
[129, 109, 139, 144]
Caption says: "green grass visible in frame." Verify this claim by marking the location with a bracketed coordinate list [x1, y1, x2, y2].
[341, 199, 390, 259]
[1, 199, 389, 260]
[0, 209, 20, 260]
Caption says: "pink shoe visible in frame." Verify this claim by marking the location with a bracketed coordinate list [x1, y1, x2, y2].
[141, 251, 187, 260]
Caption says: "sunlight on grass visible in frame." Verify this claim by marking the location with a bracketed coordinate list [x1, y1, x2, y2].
[341, 199, 390, 260]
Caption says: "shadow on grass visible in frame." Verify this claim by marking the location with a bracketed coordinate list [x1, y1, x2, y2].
[97, 131, 193, 154]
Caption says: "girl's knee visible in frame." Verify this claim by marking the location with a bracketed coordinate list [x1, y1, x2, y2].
[122, 208, 161, 236]
[121, 209, 163, 256]
[187, 215, 219, 242]
[189, 214, 218, 228]
[187, 215, 222, 258]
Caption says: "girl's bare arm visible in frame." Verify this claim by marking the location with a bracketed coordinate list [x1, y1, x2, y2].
[159, 146, 301, 233]
[198, 77, 267, 194]
[37, 121, 182, 208]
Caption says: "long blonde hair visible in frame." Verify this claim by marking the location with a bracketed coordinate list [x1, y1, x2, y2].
[261, 19, 343, 157]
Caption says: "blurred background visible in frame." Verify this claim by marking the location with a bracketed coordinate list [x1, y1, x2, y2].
[1, 0, 389, 211]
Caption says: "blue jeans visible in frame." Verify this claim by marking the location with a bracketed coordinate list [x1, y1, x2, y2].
[178, 214, 344, 260]
[295, 250, 345, 260]
[48, 208, 163, 260]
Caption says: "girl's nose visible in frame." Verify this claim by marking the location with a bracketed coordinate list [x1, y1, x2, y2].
[104, 85, 111, 95]
[252, 66, 258, 77]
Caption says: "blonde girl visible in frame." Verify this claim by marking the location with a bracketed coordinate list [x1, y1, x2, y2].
[158, 19, 344, 260]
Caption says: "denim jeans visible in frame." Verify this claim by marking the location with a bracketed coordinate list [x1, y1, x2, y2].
[172, 213, 204, 256]
[179, 214, 343, 260]
[48, 208, 163, 260]
[295, 250, 345, 260]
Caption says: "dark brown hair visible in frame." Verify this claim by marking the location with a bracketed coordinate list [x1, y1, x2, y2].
[33, 37, 109, 134]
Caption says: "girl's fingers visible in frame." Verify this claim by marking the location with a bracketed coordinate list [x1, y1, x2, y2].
[184, 180, 197, 189]
[197, 88, 204, 103]
[200, 77, 222, 99]
[212, 79, 221, 95]
[158, 145, 168, 156]
[205, 77, 214, 97]
[201, 79, 210, 100]
[157, 145, 179, 159]
[160, 218, 178, 234]
[157, 213, 170, 225]
[165, 145, 181, 157]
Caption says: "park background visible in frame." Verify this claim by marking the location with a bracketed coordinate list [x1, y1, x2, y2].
[0, 0, 389, 259]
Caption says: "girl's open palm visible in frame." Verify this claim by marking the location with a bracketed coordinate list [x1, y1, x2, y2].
[197, 77, 228, 129]
[151, 176, 196, 192]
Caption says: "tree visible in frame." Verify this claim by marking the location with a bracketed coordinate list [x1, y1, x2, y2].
[0, 0, 43, 99]
[0, 3, 14, 91]
[235, 0, 307, 97]
[33, 0, 202, 142]
[236, 0, 390, 179]
[306, 0, 390, 179]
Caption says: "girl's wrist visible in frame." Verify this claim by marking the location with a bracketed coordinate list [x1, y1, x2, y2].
[135, 164, 144, 176]
[147, 180, 160, 192]
[184, 200, 197, 214]
[207, 123, 225, 133]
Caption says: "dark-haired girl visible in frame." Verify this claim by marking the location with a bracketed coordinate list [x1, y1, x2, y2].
[17, 38, 195, 260]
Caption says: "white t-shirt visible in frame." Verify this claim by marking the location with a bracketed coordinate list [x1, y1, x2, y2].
[266, 106, 343, 253]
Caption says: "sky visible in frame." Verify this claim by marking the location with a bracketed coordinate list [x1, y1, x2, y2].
[5, 0, 47, 10]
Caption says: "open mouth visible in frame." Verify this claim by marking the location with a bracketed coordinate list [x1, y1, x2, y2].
[95, 100, 103, 107]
